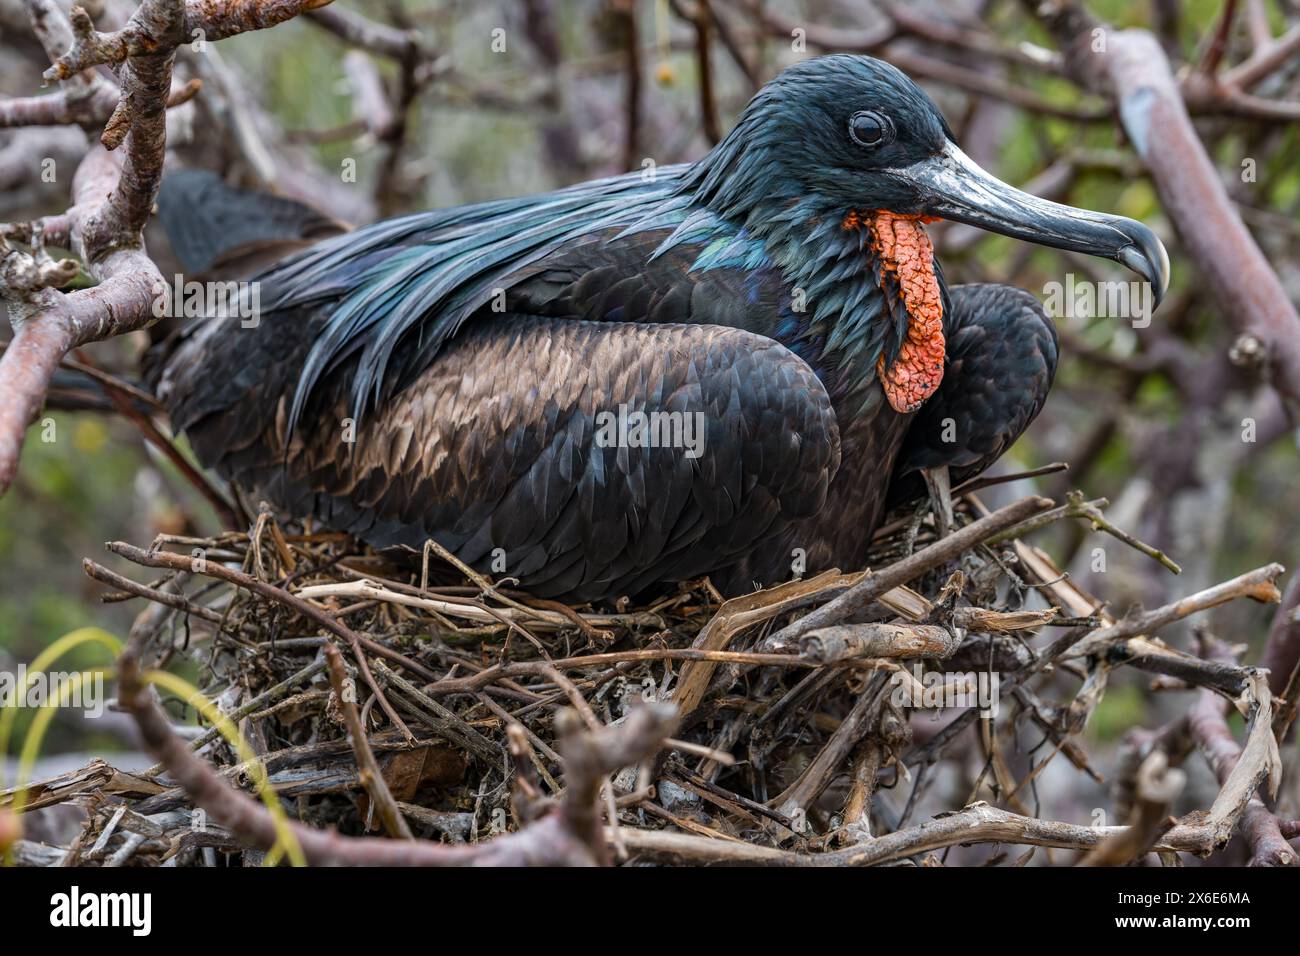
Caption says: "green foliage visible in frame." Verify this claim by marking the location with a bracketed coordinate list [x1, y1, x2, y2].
[1089, 680, 1148, 742]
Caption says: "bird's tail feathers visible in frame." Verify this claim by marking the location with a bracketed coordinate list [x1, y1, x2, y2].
[155, 169, 347, 280]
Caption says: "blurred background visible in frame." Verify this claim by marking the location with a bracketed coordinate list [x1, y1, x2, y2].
[1, 0, 1298, 827]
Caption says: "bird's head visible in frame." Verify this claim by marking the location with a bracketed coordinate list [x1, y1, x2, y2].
[686, 55, 1170, 412]
[691, 54, 1169, 300]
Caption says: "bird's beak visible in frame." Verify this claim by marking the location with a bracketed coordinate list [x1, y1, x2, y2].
[902, 142, 1170, 308]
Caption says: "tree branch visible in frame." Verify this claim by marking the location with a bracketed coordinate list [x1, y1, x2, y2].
[1028, 0, 1300, 421]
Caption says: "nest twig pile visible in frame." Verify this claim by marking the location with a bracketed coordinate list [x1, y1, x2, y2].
[2, 481, 1295, 867]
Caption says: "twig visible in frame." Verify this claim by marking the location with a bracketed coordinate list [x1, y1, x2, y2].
[119, 648, 677, 866]
[105, 540, 424, 742]
[1069, 564, 1283, 657]
[1080, 751, 1183, 865]
[306, 4, 429, 62]
[783, 622, 960, 663]
[988, 491, 1181, 574]
[1187, 635, 1292, 866]
[615, 801, 1222, 865]
[762, 496, 1054, 650]
[369, 660, 502, 764]
[83, 558, 225, 626]
[324, 643, 413, 840]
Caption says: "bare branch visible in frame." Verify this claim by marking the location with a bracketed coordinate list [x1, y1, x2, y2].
[613, 801, 1224, 866]
[1080, 751, 1184, 865]
[44, 0, 336, 81]
[1028, 0, 1300, 421]
[306, 4, 428, 63]
[1188, 635, 1293, 866]
[1069, 564, 1283, 657]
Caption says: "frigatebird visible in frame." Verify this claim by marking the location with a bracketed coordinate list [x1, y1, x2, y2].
[150, 55, 1169, 602]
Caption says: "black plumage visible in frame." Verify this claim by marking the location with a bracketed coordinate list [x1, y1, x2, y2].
[887, 284, 1060, 507]
[149, 55, 1167, 602]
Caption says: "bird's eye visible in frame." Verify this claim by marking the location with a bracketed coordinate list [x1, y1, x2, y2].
[849, 110, 891, 147]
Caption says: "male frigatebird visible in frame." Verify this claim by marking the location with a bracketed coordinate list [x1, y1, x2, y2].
[151, 55, 1169, 602]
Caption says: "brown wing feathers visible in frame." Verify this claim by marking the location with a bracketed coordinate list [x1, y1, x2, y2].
[165, 313, 840, 601]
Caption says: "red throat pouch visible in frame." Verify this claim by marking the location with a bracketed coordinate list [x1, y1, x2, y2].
[844, 210, 946, 414]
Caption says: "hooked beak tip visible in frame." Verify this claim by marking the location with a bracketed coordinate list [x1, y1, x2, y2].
[1117, 228, 1171, 310]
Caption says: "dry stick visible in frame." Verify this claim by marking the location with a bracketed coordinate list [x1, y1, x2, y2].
[420, 537, 550, 624]
[107, 542, 437, 679]
[952, 606, 1059, 632]
[1194, 0, 1239, 75]
[83, 558, 225, 626]
[305, 4, 428, 62]
[1221, 22, 1300, 90]
[331, 563, 653, 632]
[906, 565, 1286, 790]
[78, 352, 242, 529]
[770, 621, 965, 817]
[119, 646, 678, 865]
[0, 69, 200, 129]
[1272, 657, 1300, 743]
[786, 622, 960, 663]
[296, 578, 629, 631]
[130, 732, 418, 815]
[951, 462, 1069, 496]
[837, 739, 886, 843]
[617, 0, 642, 172]
[1113, 721, 1194, 826]
[369, 660, 500, 764]
[477, 694, 561, 794]
[555, 704, 681, 866]
[762, 496, 1054, 651]
[1106, 636, 1254, 697]
[670, 0, 722, 143]
[770, 673, 891, 817]
[48, 354, 163, 413]
[986, 491, 1181, 574]
[662, 737, 736, 766]
[1187, 636, 1293, 867]
[323, 644, 413, 841]
[1069, 564, 1284, 657]
[105, 541, 423, 742]
[668, 762, 797, 832]
[1263, 569, 1300, 700]
[504, 721, 548, 815]
[614, 802, 1218, 866]
[421, 647, 817, 698]
[1079, 751, 1184, 866]
[674, 570, 862, 718]
[115, 567, 194, 679]
[921, 465, 954, 537]
[144, 658, 328, 776]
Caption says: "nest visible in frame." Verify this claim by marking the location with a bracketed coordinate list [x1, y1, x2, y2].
[2, 482, 1292, 867]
